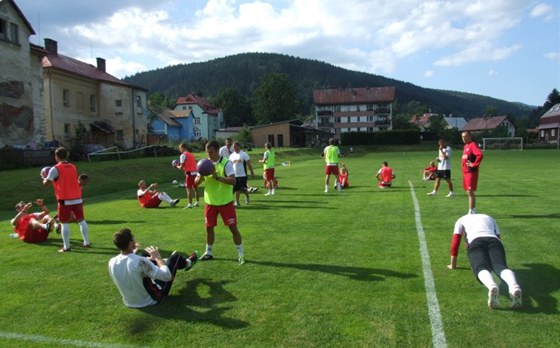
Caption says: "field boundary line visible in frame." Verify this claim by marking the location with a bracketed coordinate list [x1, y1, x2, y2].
[0, 331, 145, 348]
[408, 180, 447, 348]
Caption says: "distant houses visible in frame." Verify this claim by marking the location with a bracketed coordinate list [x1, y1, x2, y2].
[462, 116, 516, 136]
[538, 103, 560, 143]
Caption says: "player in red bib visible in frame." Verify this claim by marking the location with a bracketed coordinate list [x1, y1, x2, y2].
[177, 143, 200, 208]
[376, 161, 395, 188]
[461, 131, 484, 214]
[339, 163, 350, 189]
[11, 199, 53, 243]
[137, 180, 180, 208]
[423, 161, 437, 181]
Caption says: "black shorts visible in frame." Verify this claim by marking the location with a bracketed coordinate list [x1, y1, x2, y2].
[233, 176, 248, 192]
[467, 237, 508, 279]
[436, 170, 451, 179]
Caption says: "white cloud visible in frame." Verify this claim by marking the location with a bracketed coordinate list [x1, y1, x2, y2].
[530, 3, 552, 17]
[487, 69, 498, 75]
[424, 70, 434, 77]
[544, 52, 560, 60]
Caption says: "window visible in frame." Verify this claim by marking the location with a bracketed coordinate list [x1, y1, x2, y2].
[115, 100, 122, 107]
[194, 127, 201, 138]
[136, 95, 142, 107]
[0, 19, 6, 40]
[194, 117, 200, 125]
[268, 134, 275, 146]
[90, 95, 96, 112]
[63, 89, 70, 107]
[116, 130, 124, 141]
[277, 134, 284, 147]
[540, 130, 544, 137]
[9, 23, 18, 44]
[64, 123, 71, 140]
[552, 129, 556, 137]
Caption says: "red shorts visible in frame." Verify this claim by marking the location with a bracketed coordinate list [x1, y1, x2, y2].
[205, 202, 237, 228]
[264, 168, 275, 181]
[463, 172, 479, 191]
[20, 227, 50, 243]
[325, 165, 339, 175]
[142, 195, 162, 208]
[58, 203, 85, 222]
[185, 174, 197, 189]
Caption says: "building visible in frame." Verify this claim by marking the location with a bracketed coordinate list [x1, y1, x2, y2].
[149, 108, 194, 143]
[251, 119, 331, 148]
[42, 39, 149, 149]
[0, 0, 45, 148]
[313, 87, 396, 137]
[443, 116, 467, 130]
[538, 103, 560, 143]
[174, 94, 224, 140]
[461, 116, 516, 136]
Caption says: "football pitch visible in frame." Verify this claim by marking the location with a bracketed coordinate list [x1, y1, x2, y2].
[1, 147, 559, 347]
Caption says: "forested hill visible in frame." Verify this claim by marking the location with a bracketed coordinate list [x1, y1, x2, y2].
[123, 52, 533, 118]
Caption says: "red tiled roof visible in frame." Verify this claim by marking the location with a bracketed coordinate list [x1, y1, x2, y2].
[462, 116, 509, 131]
[42, 54, 127, 86]
[313, 87, 396, 105]
[540, 103, 560, 123]
[176, 94, 221, 115]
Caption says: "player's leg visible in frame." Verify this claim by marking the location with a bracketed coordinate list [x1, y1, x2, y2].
[488, 239, 522, 308]
[202, 205, 218, 260]
[72, 204, 90, 247]
[467, 240, 499, 308]
[57, 204, 72, 252]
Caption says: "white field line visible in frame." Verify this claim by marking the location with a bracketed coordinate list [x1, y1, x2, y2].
[0, 331, 145, 348]
[408, 180, 447, 348]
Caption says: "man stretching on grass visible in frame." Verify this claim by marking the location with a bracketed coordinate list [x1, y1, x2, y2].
[448, 213, 522, 309]
[108, 228, 199, 308]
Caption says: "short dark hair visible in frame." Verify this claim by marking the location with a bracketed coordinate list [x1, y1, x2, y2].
[113, 228, 133, 250]
[55, 147, 68, 160]
[383, 161, 388, 166]
[206, 140, 219, 151]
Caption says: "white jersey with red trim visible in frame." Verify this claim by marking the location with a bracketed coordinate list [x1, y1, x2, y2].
[453, 213, 500, 244]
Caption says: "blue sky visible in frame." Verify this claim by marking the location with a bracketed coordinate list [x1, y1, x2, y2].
[16, 0, 560, 107]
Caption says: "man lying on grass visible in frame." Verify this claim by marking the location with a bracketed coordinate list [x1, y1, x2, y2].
[108, 228, 199, 308]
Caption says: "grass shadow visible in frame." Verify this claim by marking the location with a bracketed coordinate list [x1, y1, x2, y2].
[514, 263, 560, 314]
[248, 260, 417, 282]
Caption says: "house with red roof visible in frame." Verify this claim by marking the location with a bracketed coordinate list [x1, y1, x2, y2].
[538, 103, 560, 143]
[461, 116, 516, 136]
[0, 0, 46, 148]
[42, 39, 149, 149]
[174, 94, 224, 140]
[312, 87, 395, 137]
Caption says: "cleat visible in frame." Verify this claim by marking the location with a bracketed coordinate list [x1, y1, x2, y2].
[427, 191, 437, 196]
[170, 199, 180, 207]
[185, 251, 199, 271]
[510, 288, 522, 309]
[245, 196, 250, 205]
[58, 247, 71, 253]
[488, 286, 500, 309]
[238, 256, 246, 265]
[83, 243, 92, 248]
[234, 201, 240, 207]
[446, 192, 455, 197]
[184, 203, 193, 209]
[54, 223, 61, 234]
[200, 253, 214, 261]
[193, 201, 199, 207]
[264, 192, 272, 196]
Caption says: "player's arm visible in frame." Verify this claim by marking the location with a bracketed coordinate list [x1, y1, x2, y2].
[34, 199, 50, 219]
[448, 232, 463, 269]
[471, 144, 484, 167]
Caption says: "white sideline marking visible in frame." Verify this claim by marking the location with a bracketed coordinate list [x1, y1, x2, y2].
[0, 331, 144, 348]
[408, 180, 447, 348]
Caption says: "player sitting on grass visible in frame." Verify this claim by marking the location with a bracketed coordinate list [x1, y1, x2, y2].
[108, 228, 199, 308]
[137, 180, 180, 208]
[11, 199, 53, 243]
[448, 213, 522, 309]
[376, 161, 395, 188]
[423, 161, 437, 181]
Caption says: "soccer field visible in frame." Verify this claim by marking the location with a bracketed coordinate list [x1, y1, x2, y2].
[1, 148, 559, 347]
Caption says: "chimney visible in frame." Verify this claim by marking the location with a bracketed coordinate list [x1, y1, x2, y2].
[96, 57, 106, 72]
[44, 38, 58, 55]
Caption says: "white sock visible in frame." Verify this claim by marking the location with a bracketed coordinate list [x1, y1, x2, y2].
[325, 185, 328, 191]
[79, 220, 90, 245]
[158, 192, 173, 204]
[61, 223, 71, 249]
[477, 270, 497, 289]
[205, 244, 213, 255]
[500, 269, 520, 293]
[235, 244, 244, 257]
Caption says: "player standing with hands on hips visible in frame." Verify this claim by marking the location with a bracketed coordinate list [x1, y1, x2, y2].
[461, 131, 483, 214]
[448, 212, 522, 309]
[195, 141, 245, 264]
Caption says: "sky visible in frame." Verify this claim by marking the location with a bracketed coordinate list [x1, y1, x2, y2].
[15, 0, 560, 107]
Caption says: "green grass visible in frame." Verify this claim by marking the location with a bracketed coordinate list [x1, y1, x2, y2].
[1, 147, 559, 347]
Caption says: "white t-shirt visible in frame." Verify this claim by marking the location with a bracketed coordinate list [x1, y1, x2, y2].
[229, 151, 250, 177]
[219, 145, 232, 160]
[108, 253, 172, 308]
[437, 146, 452, 170]
[453, 214, 500, 244]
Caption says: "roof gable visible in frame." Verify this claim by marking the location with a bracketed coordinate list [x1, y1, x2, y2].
[313, 87, 396, 105]
[176, 94, 221, 115]
[3, 0, 35, 35]
[541, 103, 560, 119]
[462, 116, 511, 131]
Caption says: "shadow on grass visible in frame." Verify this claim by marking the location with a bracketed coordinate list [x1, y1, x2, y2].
[87, 219, 131, 225]
[32, 238, 117, 255]
[506, 213, 560, 219]
[248, 260, 417, 282]
[514, 263, 560, 314]
[133, 278, 249, 330]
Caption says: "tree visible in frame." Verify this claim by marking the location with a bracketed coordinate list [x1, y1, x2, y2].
[485, 106, 498, 117]
[210, 88, 254, 127]
[426, 114, 447, 136]
[392, 114, 418, 130]
[252, 73, 302, 125]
